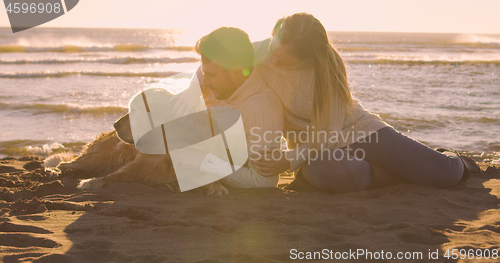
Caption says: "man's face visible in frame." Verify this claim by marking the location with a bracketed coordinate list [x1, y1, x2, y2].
[201, 60, 237, 100]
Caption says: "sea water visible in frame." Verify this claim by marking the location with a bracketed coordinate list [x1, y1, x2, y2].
[0, 28, 499, 158]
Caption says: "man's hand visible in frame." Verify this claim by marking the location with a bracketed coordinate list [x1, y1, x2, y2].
[249, 149, 290, 177]
[206, 181, 229, 196]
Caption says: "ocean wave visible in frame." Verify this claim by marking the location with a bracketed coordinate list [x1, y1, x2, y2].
[379, 114, 448, 130]
[0, 44, 194, 53]
[454, 35, 500, 45]
[0, 140, 87, 158]
[348, 58, 500, 65]
[0, 56, 199, 65]
[113, 44, 149, 52]
[0, 71, 180, 78]
[1, 102, 128, 115]
[4, 56, 498, 67]
[6, 56, 495, 66]
[329, 32, 500, 46]
[379, 113, 500, 129]
[461, 116, 500, 124]
[438, 105, 500, 112]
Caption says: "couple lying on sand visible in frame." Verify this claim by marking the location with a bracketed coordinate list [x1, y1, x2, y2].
[59, 13, 480, 195]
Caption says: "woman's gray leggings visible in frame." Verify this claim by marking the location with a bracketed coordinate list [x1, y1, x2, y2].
[300, 127, 465, 193]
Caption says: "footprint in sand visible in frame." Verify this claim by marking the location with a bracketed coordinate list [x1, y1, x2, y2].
[1, 252, 46, 263]
[68, 240, 121, 262]
[16, 214, 49, 221]
[306, 231, 346, 242]
[257, 204, 285, 212]
[183, 206, 220, 216]
[396, 230, 448, 245]
[0, 165, 17, 174]
[0, 221, 52, 234]
[113, 207, 155, 221]
[0, 233, 60, 248]
[73, 240, 113, 250]
[31, 254, 73, 263]
[479, 223, 500, 234]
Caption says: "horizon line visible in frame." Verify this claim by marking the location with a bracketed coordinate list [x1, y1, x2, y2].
[1, 26, 499, 36]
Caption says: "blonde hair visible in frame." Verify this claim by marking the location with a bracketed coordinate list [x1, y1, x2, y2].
[273, 13, 354, 148]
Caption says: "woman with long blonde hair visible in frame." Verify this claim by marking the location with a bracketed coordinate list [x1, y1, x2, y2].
[250, 13, 478, 193]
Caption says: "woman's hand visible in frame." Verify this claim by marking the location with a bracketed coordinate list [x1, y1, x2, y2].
[250, 149, 290, 177]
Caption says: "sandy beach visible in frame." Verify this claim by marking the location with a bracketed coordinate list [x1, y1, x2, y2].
[0, 153, 499, 262]
[1, 1, 499, 261]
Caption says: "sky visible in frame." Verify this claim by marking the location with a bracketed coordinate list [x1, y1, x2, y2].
[1, 0, 500, 40]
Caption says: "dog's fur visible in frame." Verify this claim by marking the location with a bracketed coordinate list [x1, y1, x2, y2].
[49, 113, 229, 196]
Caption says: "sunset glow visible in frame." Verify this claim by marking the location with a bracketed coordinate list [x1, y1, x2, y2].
[1, 0, 499, 40]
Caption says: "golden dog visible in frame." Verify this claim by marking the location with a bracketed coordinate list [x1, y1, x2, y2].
[48, 114, 229, 196]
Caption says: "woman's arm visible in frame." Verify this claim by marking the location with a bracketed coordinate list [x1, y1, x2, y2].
[250, 142, 310, 176]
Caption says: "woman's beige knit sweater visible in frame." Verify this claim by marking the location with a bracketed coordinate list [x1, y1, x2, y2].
[253, 38, 391, 171]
